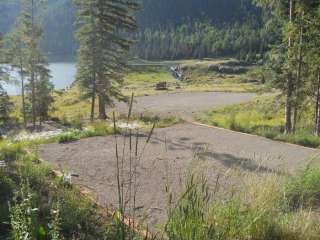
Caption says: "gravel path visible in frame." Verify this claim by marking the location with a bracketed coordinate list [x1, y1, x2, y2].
[116, 91, 256, 118]
[39, 122, 318, 227]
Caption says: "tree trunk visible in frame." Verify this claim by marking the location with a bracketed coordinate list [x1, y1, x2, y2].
[98, 93, 107, 120]
[31, 67, 36, 128]
[315, 69, 320, 136]
[90, 72, 96, 122]
[31, 0, 36, 129]
[285, 81, 293, 134]
[293, 23, 303, 133]
[285, 0, 294, 134]
[19, 60, 26, 128]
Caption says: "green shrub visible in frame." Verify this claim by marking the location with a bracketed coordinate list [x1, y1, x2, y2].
[134, 114, 181, 128]
[90, 122, 113, 136]
[9, 180, 39, 240]
[58, 132, 80, 143]
[58, 114, 83, 130]
[70, 117, 83, 130]
[0, 172, 15, 234]
[80, 129, 97, 138]
[18, 158, 52, 189]
[53, 187, 104, 239]
[156, 116, 182, 128]
[0, 143, 24, 163]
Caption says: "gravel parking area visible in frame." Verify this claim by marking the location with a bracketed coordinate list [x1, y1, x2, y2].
[39, 122, 318, 227]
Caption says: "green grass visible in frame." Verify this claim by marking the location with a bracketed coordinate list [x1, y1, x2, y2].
[165, 169, 320, 240]
[0, 140, 137, 240]
[200, 96, 320, 148]
[285, 167, 320, 210]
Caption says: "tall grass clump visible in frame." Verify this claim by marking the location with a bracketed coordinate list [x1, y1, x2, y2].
[285, 167, 320, 210]
[165, 174, 214, 240]
[165, 169, 320, 240]
[111, 93, 156, 239]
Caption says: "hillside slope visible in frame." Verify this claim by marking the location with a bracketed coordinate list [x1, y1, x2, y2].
[0, 0, 276, 60]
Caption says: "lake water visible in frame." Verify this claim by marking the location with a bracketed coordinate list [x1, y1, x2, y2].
[4, 62, 76, 96]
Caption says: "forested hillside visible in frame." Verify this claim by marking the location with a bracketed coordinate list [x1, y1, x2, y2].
[138, 0, 261, 28]
[0, 0, 279, 60]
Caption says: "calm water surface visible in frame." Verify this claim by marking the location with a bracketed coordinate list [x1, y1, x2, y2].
[4, 62, 76, 95]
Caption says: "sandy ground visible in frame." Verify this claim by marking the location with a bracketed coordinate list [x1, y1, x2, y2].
[39, 122, 318, 228]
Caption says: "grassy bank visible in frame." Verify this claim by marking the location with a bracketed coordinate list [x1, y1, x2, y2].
[200, 96, 320, 148]
[0, 141, 135, 240]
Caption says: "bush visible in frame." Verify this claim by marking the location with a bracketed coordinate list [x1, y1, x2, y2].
[0, 172, 15, 233]
[18, 158, 52, 189]
[70, 117, 83, 130]
[58, 114, 83, 130]
[53, 187, 105, 239]
[9, 180, 39, 240]
[0, 143, 24, 163]
[90, 122, 113, 136]
[58, 132, 80, 143]
[156, 116, 182, 128]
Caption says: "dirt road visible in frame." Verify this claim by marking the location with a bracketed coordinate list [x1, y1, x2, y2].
[116, 91, 256, 118]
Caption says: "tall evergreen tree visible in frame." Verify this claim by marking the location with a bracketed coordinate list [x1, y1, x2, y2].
[16, 0, 54, 127]
[34, 64, 54, 123]
[254, 0, 320, 134]
[5, 30, 28, 127]
[74, 0, 139, 120]
[0, 84, 13, 126]
[0, 34, 13, 127]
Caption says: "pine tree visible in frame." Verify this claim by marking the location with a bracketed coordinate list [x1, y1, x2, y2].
[74, 0, 139, 120]
[34, 64, 54, 123]
[5, 30, 28, 127]
[16, 0, 54, 127]
[0, 84, 13, 126]
[0, 33, 12, 127]
[254, 0, 320, 134]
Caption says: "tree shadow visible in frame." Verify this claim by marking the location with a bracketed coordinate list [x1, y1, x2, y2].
[197, 151, 283, 174]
